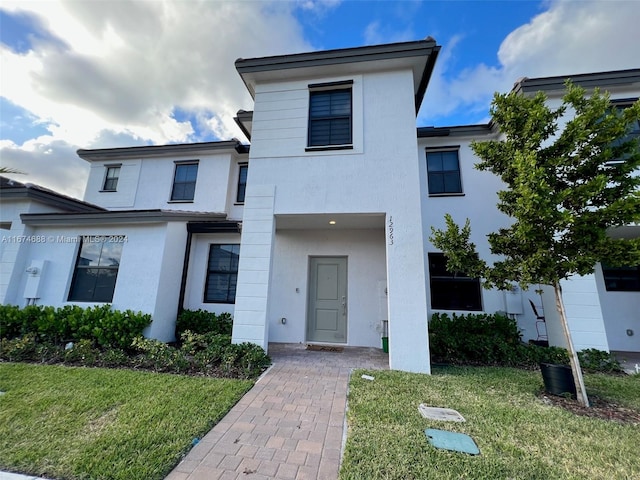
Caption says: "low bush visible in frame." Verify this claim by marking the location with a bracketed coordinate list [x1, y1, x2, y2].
[429, 312, 619, 374]
[1, 305, 270, 379]
[130, 332, 270, 379]
[578, 348, 623, 373]
[429, 312, 522, 364]
[0, 304, 150, 349]
[176, 309, 233, 337]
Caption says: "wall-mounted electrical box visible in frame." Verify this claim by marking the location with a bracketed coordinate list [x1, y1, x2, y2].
[505, 284, 523, 314]
[24, 260, 47, 300]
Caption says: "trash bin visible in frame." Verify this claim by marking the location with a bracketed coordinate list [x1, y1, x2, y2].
[381, 320, 388, 353]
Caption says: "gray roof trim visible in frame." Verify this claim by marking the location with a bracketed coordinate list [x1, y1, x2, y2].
[235, 38, 438, 74]
[415, 44, 440, 114]
[236, 38, 440, 112]
[21, 209, 227, 226]
[234, 110, 253, 142]
[0, 176, 104, 212]
[513, 69, 640, 95]
[417, 123, 495, 138]
[77, 140, 249, 161]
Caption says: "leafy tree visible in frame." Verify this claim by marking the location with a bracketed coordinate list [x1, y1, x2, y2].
[430, 82, 640, 406]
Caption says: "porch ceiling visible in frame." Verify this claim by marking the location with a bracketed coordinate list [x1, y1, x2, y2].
[275, 213, 385, 230]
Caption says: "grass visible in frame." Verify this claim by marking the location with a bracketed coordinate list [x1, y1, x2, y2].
[340, 367, 640, 480]
[0, 363, 253, 480]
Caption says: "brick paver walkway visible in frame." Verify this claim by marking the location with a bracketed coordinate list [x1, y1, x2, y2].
[166, 343, 388, 480]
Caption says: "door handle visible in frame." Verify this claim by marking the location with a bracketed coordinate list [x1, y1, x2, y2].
[342, 296, 347, 315]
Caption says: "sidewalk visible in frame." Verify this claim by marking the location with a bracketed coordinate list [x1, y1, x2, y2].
[166, 343, 389, 480]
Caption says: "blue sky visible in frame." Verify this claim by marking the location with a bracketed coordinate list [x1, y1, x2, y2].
[1, 0, 639, 198]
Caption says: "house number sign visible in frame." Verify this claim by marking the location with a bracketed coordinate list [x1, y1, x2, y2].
[388, 216, 394, 245]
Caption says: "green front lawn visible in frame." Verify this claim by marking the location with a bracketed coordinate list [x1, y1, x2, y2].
[341, 367, 640, 480]
[0, 363, 253, 480]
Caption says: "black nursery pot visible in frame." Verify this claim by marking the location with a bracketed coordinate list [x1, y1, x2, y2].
[540, 362, 577, 397]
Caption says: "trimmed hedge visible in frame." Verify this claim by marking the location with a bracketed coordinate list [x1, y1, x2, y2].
[0, 305, 271, 380]
[175, 309, 233, 337]
[0, 304, 150, 349]
[428, 312, 622, 373]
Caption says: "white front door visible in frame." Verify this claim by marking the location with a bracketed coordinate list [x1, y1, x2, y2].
[307, 256, 348, 343]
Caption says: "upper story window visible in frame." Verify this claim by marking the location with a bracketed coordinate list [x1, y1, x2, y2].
[608, 101, 640, 164]
[204, 244, 240, 303]
[426, 148, 462, 195]
[171, 162, 198, 202]
[102, 165, 121, 191]
[602, 263, 640, 292]
[68, 236, 123, 303]
[236, 164, 248, 204]
[428, 252, 482, 311]
[307, 81, 353, 149]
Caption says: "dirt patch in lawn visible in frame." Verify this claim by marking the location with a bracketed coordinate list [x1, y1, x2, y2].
[540, 393, 640, 425]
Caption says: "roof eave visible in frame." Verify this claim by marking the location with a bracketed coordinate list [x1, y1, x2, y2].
[20, 210, 228, 226]
[77, 140, 249, 162]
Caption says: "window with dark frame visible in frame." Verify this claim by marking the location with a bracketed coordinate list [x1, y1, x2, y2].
[426, 149, 462, 194]
[204, 244, 240, 303]
[602, 263, 640, 292]
[171, 162, 198, 201]
[608, 102, 640, 165]
[236, 164, 248, 203]
[68, 237, 122, 302]
[308, 87, 352, 147]
[428, 252, 482, 311]
[102, 165, 121, 191]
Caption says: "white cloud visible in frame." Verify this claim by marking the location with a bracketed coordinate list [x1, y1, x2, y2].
[420, 0, 640, 126]
[1, 0, 312, 197]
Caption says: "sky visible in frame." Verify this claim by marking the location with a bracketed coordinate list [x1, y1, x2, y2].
[1, 0, 639, 199]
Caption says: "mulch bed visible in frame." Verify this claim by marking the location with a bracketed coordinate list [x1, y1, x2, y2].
[540, 393, 640, 425]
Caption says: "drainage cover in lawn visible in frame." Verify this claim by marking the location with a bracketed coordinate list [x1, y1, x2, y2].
[418, 404, 466, 422]
[425, 429, 480, 455]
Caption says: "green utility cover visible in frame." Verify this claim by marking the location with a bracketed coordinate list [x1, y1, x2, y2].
[425, 429, 480, 455]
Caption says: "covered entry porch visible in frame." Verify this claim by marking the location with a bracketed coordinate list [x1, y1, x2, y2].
[268, 213, 388, 349]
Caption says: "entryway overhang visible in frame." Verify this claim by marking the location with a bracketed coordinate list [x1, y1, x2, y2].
[275, 213, 385, 230]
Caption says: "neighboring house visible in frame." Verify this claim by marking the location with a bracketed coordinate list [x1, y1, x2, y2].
[1, 38, 638, 373]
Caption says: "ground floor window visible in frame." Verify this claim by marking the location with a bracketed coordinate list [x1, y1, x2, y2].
[602, 263, 640, 291]
[428, 252, 482, 311]
[204, 244, 240, 303]
[68, 236, 122, 302]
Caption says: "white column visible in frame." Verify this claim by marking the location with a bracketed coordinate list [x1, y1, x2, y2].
[386, 212, 431, 374]
[231, 185, 276, 350]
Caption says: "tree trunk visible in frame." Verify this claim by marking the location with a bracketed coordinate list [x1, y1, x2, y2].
[553, 282, 590, 407]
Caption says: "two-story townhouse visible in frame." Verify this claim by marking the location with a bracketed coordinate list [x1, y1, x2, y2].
[1, 141, 249, 341]
[418, 69, 640, 357]
[1, 37, 638, 373]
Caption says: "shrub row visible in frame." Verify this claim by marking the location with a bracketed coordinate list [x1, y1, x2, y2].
[176, 309, 232, 337]
[429, 312, 623, 373]
[0, 304, 150, 349]
[0, 331, 271, 379]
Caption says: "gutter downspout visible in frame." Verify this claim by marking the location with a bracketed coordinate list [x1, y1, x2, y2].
[177, 228, 193, 325]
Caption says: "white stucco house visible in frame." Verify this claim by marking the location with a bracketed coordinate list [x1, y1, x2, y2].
[1, 38, 638, 373]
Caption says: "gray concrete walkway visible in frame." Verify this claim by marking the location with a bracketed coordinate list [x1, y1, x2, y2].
[166, 343, 388, 480]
